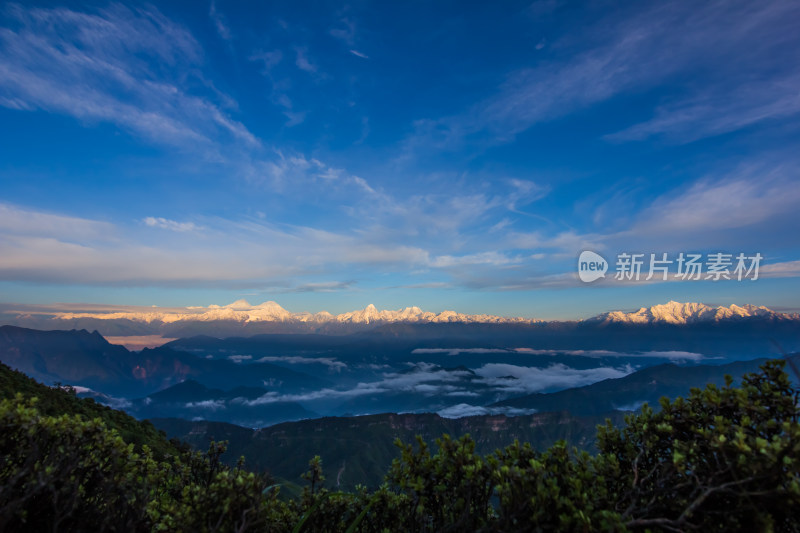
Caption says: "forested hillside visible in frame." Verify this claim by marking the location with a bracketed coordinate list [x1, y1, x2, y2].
[2, 358, 799, 531]
[153, 410, 626, 490]
[0, 361, 179, 458]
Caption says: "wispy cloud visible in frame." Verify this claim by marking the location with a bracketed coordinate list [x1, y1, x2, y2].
[430, 251, 520, 268]
[0, 203, 114, 241]
[249, 49, 283, 73]
[294, 47, 317, 73]
[329, 17, 355, 46]
[208, 0, 232, 41]
[473, 363, 632, 394]
[349, 49, 368, 59]
[507, 161, 800, 260]
[405, 1, 800, 150]
[0, 3, 258, 151]
[606, 72, 800, 143]
[350, 179, 549, 248]
[185, 399, 225, 410]
[619, 165, 800, 250]
[760, 260, 800, 279]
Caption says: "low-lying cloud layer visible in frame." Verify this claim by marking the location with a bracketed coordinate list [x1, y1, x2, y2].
[437, 404, 539, 419]
[413, 347, 706, 361]
[241, 361, 635, 409]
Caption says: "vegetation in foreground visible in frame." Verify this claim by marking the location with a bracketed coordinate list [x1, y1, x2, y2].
[1, 360, 799, 532]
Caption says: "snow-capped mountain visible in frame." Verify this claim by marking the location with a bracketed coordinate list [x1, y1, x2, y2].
[27, 300, 799, 331]
[588, 301, 797, 325]
[53, 300, 542, 325]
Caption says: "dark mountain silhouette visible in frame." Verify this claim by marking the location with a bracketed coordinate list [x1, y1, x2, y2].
[0, 325, 327, 397]
[0, 325, 134, 386]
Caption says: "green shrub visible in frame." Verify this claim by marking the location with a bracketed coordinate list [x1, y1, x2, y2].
[0, 395, 160, 531]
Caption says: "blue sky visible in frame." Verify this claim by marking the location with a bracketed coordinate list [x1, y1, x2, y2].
[1, 0, 799, 319]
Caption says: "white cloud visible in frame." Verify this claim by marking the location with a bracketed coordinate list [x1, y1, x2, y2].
[430, 251, 520, 268]
[411, 348, 706, 361]
[0, 203, 433, 286]
[437, 404, 490, 418]
[760, 260, 800, 279]
[245, 363, 474, 405]
[143, 217, 199, 232]
[614, 400, 647, 411]
[243, 361, 637, 408]
[630, 170, 800, 236]
[186, 400, 226, 410]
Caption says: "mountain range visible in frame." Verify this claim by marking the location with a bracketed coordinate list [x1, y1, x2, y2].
[45, 300, 543, 326]
[2, 301, 797, 340]
[587, 301, 795, 325]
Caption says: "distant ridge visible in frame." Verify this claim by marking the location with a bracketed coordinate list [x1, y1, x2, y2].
[26, 300, 799, 326]
[0, 325, 327, 396]
[151, 409, 626, 490]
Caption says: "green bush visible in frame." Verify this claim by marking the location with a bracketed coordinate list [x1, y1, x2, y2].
[0, 395, 159, 531]
[597, 359, 800, 531]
